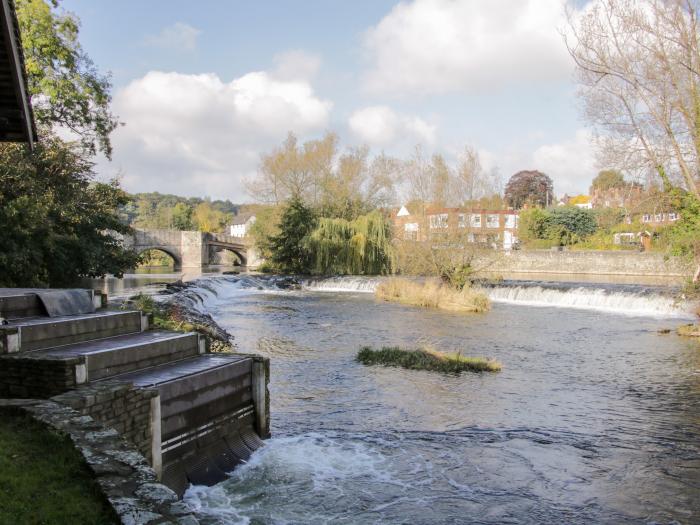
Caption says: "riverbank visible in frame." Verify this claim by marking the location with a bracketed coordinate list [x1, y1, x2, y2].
[0, 406, 118, 524]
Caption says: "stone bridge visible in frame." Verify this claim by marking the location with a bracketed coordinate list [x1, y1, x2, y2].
[124, 229, 260, 269]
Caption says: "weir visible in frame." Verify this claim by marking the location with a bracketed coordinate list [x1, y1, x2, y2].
[0, 287, 269, 497]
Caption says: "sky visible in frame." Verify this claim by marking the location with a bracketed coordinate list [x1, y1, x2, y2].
[61, 0, 597, 203]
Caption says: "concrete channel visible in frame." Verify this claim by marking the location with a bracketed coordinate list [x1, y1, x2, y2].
[0, 287, 269, 497]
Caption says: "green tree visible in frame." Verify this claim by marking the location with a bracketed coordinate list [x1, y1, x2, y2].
[0, 138, 139, 287]
[0, 1, 138, 287]
[269, 198, 317, 273]
[16, 0, 119, 158]
[248, 205, 282, 260]
[519, 208, 550, 240]
[591, 170, 625, 191]
[171, 202, 193, 230]
[548, 207, 597, 238]
[192, 202, 229, 233]
[307, 211, 393, 275]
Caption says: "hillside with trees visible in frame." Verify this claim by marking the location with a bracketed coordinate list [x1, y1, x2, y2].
[121, 193, 239, 233]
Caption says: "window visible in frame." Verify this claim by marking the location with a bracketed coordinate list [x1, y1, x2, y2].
[504, 214, 517, 229]
[403, 223, 419, 240]
[654, 214, 663, 223]
[467, 233, 475, 243]
[642, 214, 651, 223]
[470, 214, 482, 227]
[669, 212, 678, 221]
[429, 214, 448, 229]
[457, 214, 466, 228]
[486, 214, 500, 228]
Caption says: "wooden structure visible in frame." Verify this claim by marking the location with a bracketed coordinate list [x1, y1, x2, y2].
[0, 0, 36, 146]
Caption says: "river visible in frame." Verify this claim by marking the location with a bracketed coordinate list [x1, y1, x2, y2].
[104, 273, 700, 524]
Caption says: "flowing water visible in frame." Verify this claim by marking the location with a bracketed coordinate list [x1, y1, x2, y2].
[164, 275, 700, 525]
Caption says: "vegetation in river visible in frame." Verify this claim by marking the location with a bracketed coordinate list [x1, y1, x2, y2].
[357, 346, 502, 373]
[375, 278, 490, 313]
[677, 324, 700, 338]
[0, 407, 118, 525]
[125, 293, 233, 352]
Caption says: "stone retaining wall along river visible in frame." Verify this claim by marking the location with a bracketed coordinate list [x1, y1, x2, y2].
[476, 249, 691, 277]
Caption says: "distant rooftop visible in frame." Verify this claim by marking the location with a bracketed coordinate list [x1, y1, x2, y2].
[230, 212, 255, 225]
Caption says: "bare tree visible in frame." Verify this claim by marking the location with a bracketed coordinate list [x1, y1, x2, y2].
[566, 0, 700, 195]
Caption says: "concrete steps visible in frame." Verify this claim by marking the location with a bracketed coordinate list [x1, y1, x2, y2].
[0, 287, 270, 496]
[27, 330, 204, 381]
[1, 310, 145, 353]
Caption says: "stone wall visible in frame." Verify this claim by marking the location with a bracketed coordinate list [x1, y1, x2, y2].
[54, 381, 159, 463]
[0, 354, 81, 398]
[478, 250, 692, 277]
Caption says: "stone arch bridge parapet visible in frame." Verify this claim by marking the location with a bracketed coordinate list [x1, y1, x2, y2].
[123, 229, 259, 269]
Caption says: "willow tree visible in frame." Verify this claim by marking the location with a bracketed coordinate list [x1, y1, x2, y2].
[307, 211, 393, 275]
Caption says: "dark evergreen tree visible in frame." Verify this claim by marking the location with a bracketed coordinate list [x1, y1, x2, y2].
[269, 197, 317, 273]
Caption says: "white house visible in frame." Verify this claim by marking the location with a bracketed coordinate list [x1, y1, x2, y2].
[229, 213, 256, 238]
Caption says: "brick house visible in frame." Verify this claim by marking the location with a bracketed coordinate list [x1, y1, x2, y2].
[393, 205, 519, 249]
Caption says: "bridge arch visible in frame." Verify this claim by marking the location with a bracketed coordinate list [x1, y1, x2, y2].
[137, 247, 182, 270]
[207, 243, 247, 266]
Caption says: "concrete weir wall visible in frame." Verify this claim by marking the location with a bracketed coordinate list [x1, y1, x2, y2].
[480, 250, 692, 277]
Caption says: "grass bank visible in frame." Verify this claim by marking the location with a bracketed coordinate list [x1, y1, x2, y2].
[357, 346, 502, 374]
[375, 278, 490, 313]
[0, 407, 118, 524]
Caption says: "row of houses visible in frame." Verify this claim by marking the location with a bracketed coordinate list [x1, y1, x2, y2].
[393, 206, 520, 249]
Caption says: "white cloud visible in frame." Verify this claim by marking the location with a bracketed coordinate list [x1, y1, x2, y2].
[478, 129, 596, 196]
[145, 22, 201, 51]
[348, 105, 436, 146]
[105, 70, 333, 200]
[363, 0, 575, 95]
[532, 129, 597, 195]
[272, 50, 322, 81]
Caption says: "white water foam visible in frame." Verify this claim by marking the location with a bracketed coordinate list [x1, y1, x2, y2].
[299, 276, 690, 318]
[302, 276, 383, 293]
[183, 433, 393, 524]
[485, 284, 690, 318]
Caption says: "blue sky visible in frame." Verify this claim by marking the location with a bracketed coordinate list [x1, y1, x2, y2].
[62, 0, 596, 202]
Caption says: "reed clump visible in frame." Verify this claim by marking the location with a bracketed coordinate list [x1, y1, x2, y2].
[677, 323, 700, 337]
[375, 278, 490, 313]
[357, 346, 502, 374]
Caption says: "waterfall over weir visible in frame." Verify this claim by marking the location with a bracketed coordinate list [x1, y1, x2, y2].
[177, 274, 691, 318]
[297, 276, 691, 318]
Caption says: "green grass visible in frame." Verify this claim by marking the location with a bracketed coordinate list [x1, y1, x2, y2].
[125, 294, 233, 352]
[0, 407, 118, 525]
[357, 346, 502, 374]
